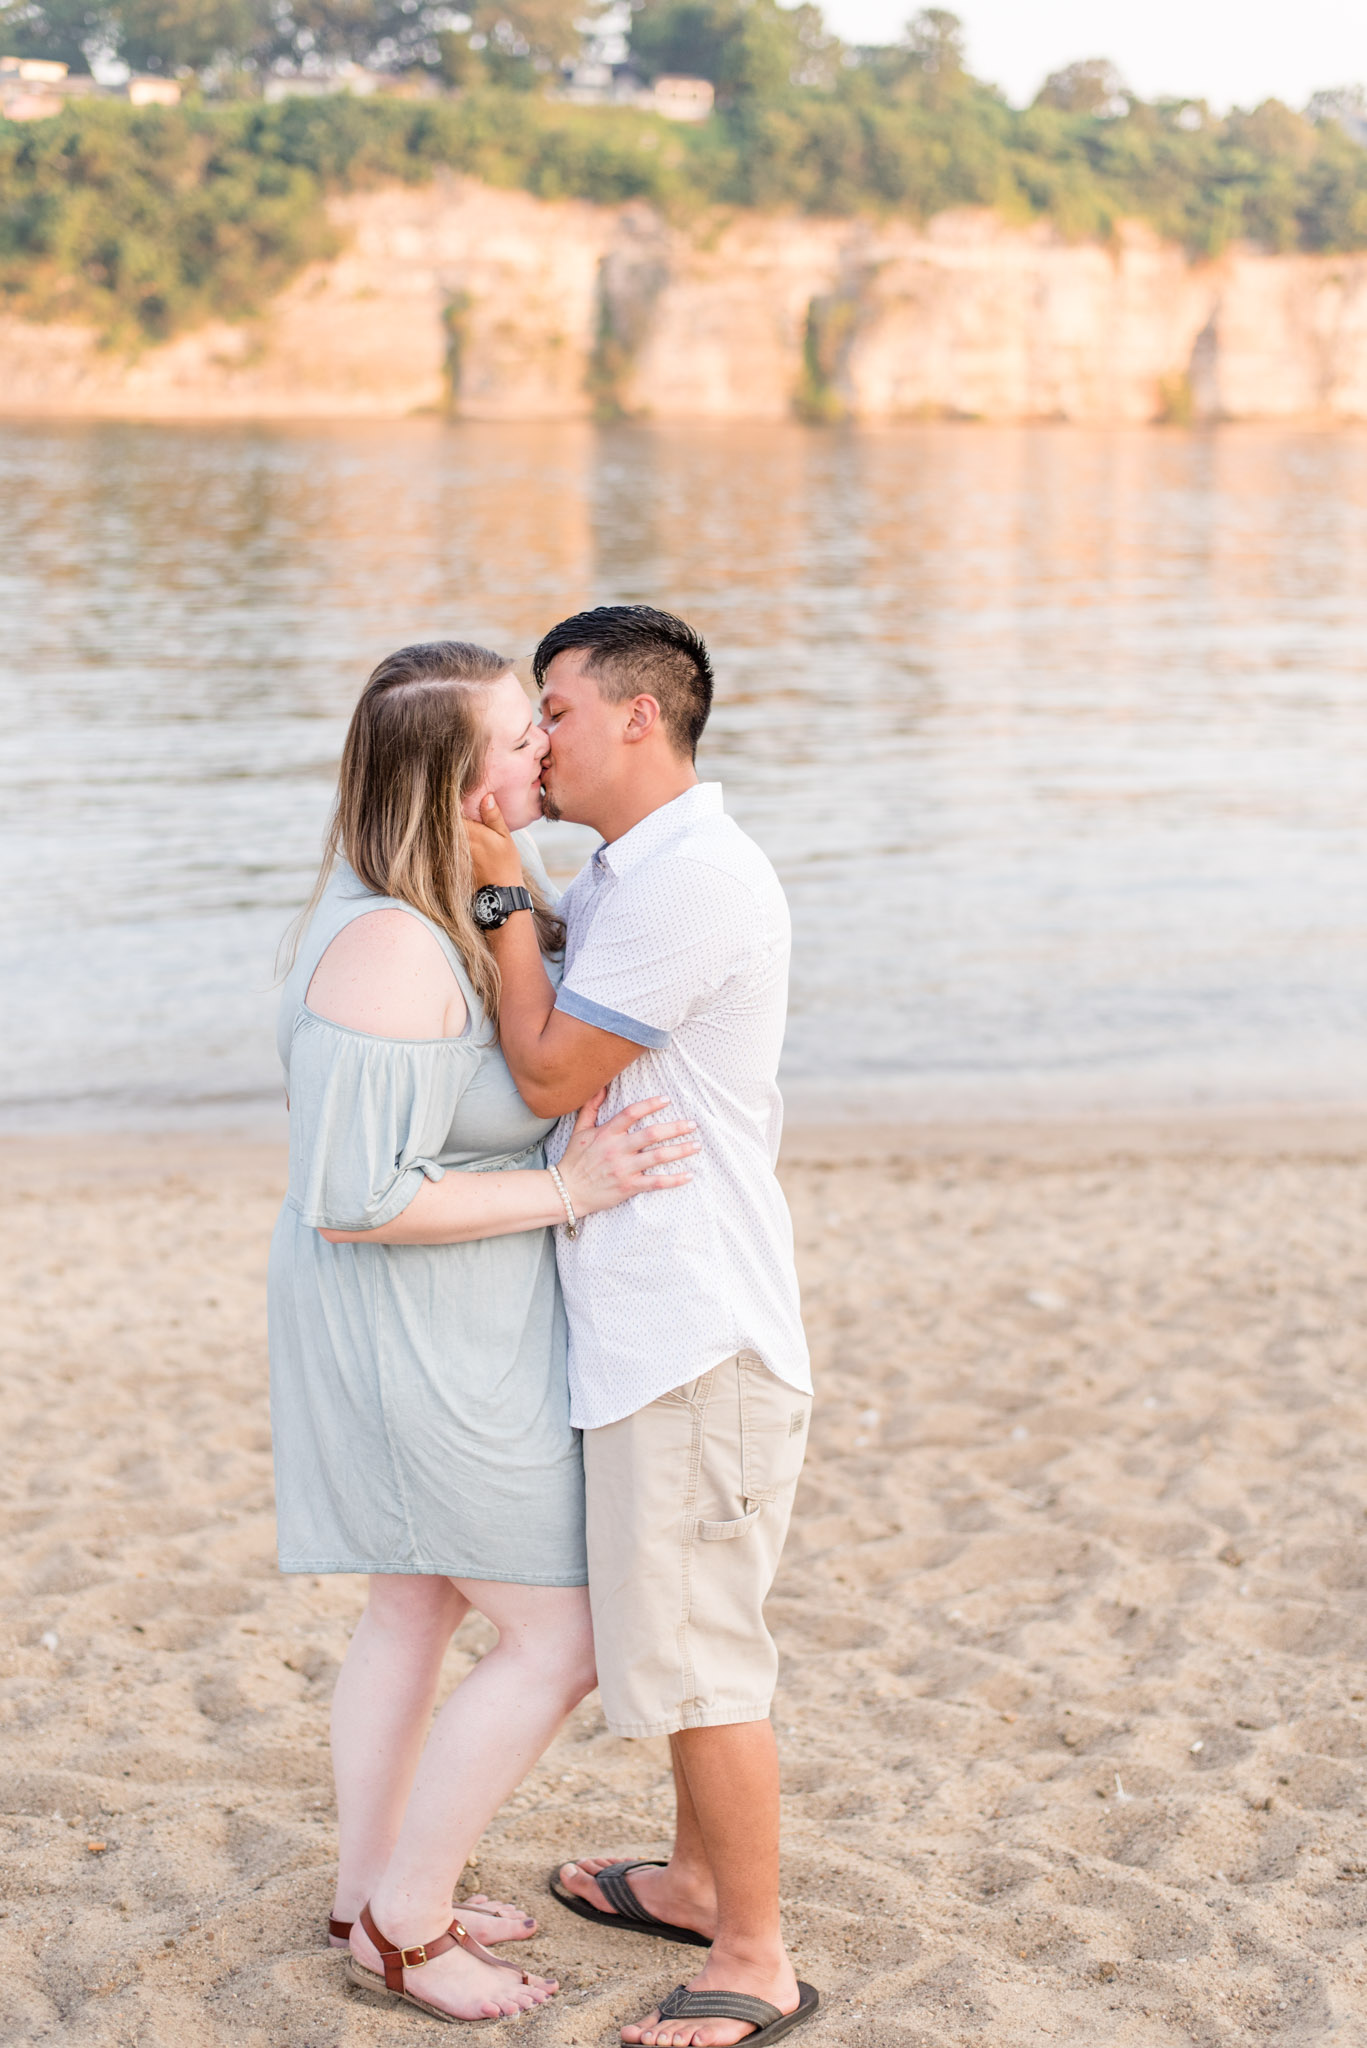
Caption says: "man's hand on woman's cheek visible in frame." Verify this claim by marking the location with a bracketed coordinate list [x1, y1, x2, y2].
[468, 795, 526, 888]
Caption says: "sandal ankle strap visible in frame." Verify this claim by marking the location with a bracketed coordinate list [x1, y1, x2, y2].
[358, 1902, 532, 1994]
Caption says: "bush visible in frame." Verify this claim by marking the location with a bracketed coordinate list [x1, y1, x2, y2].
[1, 43, 1366, 345]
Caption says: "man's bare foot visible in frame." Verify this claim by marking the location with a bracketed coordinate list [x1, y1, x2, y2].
[350, 1909, 557, 2020]
[330, 1893, 537, 1950]
[622, 1948, 801, 2047]
[559, 1856, 718, 1940]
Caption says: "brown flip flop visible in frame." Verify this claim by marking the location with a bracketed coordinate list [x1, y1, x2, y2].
[547, 1859, 711, 1946]
[644, 1981, 821, 2043]
[345, 1901, 548, 2022]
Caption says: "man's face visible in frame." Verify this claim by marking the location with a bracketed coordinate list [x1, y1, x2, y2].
[537, 648, 618, 825]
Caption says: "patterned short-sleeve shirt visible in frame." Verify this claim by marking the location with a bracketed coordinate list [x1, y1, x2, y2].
[547, 782, 811, 1431]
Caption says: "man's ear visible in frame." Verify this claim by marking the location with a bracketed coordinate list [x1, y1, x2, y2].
[622, 694, 662, 744]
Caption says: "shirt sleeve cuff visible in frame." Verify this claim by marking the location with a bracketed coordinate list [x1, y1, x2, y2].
[556, 984, 671, 1050]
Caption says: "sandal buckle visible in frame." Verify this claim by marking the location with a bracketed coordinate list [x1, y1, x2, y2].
[398, 1942, 428, 1968]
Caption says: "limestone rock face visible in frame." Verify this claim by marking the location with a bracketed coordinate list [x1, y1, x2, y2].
[840, 218, 1210, 424]
[4, 177, 1367, 423]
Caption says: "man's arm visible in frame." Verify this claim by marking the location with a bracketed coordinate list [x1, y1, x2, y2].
[470, 798, 647, 1117]
[487, 900, 647, 1116]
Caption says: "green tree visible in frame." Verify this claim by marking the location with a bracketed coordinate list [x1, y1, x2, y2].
[1306, 84, 1367, 145]
[259, 0, 512, 73]
[628, 0, 831, 101]
[628, 0, 730, 83]
[115, 0, 265, 73]
[1035, 57, 1128, 115]
[434, 25, 479, 85]
[905, 7, 962, 80]
[473, 0, 589, 66]
[0, 0, 113, 71]
[845, 9, 968, 108]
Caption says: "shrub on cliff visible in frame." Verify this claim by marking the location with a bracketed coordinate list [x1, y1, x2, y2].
[0, 93, 697, 339]
[2, 19, 1367, 345]
[0, 99, 332, 340]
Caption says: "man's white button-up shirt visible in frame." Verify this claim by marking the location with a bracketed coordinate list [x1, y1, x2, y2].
[547, 782, 811, 1432]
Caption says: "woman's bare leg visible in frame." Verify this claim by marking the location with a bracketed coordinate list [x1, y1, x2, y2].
[352, 1579, 596, 2021]
[331, 1573, 470, 1928]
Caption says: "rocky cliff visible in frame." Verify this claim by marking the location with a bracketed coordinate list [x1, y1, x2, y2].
[4, 175, 1367, 423]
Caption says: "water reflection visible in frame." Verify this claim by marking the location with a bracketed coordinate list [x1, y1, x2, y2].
[1, 419, 1364, 1129]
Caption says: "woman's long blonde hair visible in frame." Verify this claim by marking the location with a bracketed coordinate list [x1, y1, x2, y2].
[287, 641, 563, 1019]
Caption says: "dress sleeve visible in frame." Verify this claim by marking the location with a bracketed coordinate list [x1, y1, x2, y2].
[284, 1015, 477, 1232]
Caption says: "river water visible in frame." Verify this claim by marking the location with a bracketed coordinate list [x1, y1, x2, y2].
[2, 418, 1365, 1131]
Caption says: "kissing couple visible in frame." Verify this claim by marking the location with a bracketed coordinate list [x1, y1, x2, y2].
[267, 606, 819, 2046]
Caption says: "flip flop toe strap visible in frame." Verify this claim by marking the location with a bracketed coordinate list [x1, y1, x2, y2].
[656, 1986, 783, 2029]
[594, 1860, 669, 1925]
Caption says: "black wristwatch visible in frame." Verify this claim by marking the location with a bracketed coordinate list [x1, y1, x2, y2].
[471, 884, 534, 931]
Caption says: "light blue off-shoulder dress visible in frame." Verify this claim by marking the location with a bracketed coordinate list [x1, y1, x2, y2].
[266, 839, 586, 1584]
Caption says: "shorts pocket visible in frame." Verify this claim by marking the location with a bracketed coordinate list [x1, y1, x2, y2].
[697, 1504, 762, 1541]
[663, 1370, 711, 1409]
[738, 1356, 810, 1504]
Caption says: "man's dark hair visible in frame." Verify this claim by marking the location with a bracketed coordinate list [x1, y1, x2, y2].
[532, 605, 714, 760]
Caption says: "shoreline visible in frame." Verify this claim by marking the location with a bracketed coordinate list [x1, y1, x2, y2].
[4, 1101, 1365, 1178]
[779, 1105, 1367, 1163]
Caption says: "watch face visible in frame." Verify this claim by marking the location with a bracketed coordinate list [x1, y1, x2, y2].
[473, 887, 503, 927]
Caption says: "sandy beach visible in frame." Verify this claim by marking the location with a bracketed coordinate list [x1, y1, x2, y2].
[2, 1119, 1366, 2047]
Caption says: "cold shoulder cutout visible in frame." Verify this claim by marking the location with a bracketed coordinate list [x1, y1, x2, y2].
[302, 904, 471, 1046]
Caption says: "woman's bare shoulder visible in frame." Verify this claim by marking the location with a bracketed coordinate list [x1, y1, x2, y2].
[304, 908, 468, 1041]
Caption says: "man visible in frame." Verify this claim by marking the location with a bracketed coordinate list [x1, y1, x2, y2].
[467, 605, 818, 2048]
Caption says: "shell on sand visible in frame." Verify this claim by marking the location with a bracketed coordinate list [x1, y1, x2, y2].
[1, 1124, 1364, 2044]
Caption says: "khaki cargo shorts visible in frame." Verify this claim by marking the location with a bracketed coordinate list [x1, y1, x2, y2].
[582, 1352, 811, 1739]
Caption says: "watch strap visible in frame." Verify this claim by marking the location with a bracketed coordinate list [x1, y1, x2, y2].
[473, 884, 534, 929]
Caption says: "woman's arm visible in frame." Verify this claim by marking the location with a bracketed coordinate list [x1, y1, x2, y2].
[304, 912, 698, 1248]
[321, 1095, 697, 1245]
[321, 1163, 564, 1245]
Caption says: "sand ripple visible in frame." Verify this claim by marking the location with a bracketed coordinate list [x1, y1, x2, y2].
[1, 1126, 1364, 2045]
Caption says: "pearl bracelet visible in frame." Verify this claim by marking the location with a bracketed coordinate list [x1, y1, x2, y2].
[546, 1162, 579, 1239]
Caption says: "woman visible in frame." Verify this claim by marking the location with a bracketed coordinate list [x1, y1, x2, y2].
[268, 640, 699, 2023]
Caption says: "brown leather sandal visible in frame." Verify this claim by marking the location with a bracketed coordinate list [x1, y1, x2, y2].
[345, 1901, 543, 2021]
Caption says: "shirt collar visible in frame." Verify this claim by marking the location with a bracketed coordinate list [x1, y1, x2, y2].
[594, 782, 723, 879]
